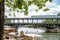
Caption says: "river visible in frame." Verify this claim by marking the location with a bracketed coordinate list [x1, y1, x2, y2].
[36, 33, 60, 40]
[17, 27, 60, 40]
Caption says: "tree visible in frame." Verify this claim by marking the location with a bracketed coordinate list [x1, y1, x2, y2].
[43, 19, 53, 23]
[28, 25, 41, 28]
[43, 19, 58, 23]
[4, 20, 11, 24]
[5, 0, 52, 15]
[57, 12, 60, 23]
[0, 0, 4, 40]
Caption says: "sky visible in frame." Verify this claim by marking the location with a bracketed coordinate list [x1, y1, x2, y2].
[5, 0, 60, 18]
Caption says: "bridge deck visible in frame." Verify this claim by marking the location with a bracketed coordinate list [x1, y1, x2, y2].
[4, 18, 60, 25]
[4, 23, 60, 25]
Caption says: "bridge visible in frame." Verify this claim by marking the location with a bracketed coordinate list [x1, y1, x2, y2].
[4, 15, 60, 29]
[4, 17, 60, 26]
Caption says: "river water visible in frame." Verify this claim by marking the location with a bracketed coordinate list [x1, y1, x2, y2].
[37, 33, 60, 40]
[17, 27, 60, 40]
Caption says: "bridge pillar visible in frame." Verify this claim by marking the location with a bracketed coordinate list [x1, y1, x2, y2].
[52, 19, 53, 23]
[27, 19, 29, 23]
[13, 19, 15, 23]
[18, 19, 19, 23]
[22, 19, 24, 23]
[37, 19, 38, 23]
[32, 19, 33, 23]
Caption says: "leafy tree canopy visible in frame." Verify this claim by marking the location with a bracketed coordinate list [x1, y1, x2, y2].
[0, 0, 2, 2]
[5, 0, 52, 15]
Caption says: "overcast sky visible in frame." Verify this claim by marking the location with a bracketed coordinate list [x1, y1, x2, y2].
[5, 0, 60, 18]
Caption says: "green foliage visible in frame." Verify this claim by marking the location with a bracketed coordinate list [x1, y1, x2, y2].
[43, 19, 53, 23]
[5, 0, 52, 15]
[0, 0, 2, 2]
[53, 19, 57, 23]
[28, 1, 33, 6]
[24, 10, 28, 15]
[9, 13, 11, 16]
[28, 25, 41, 28]
[43, 13, 60, 27]
[43, 8, 49, 11]
[36, 9, 38, 12]
[43, 19, 60, 28]
[9, 13, 16, 17]
[57, 13, 60, 23]
[14, 13, 16, 17]
[43, 19, 59, 24]
[58, 20, 60, 23]
[4, 20, 11, 24]
[49, 0, 52, 2]
[57, 12, 60, 16]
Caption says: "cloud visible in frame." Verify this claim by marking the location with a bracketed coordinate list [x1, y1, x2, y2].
[46, 1, 57, 8]
[5, 1, 60, 18]
[28, 4, 38, 12]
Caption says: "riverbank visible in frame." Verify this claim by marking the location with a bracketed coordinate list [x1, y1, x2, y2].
[46, 28, 60, 33]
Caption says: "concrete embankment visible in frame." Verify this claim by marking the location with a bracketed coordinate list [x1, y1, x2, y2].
[46, 28, 60, 33]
